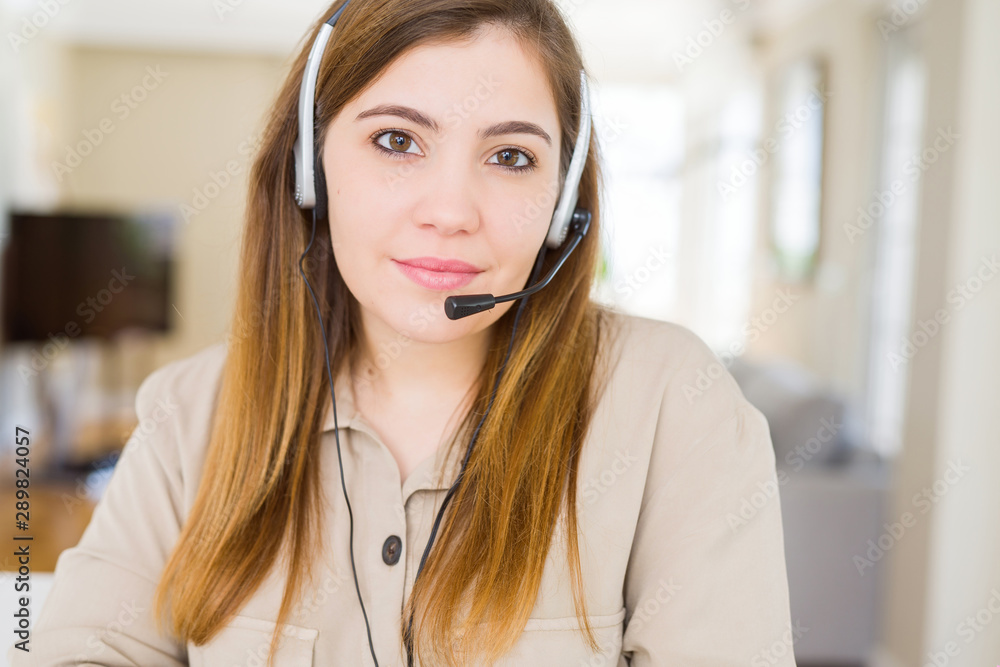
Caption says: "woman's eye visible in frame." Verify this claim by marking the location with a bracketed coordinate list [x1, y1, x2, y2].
[371, 131, 534, 172]
[489, 148, 531, 169]
[375, 130, 421, 155]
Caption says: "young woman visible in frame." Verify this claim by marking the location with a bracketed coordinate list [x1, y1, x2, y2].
[15, 1, 795, 666]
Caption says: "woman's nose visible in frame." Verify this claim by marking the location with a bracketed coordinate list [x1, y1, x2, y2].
[409, 161, 483, 238]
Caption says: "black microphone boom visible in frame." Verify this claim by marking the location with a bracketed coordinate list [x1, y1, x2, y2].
[444, 209, 592, 320]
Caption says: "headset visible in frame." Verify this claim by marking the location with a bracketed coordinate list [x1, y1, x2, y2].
[292, 2, 593, 664]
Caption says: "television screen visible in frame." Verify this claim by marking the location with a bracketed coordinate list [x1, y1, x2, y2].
[1, 209, 176, 343]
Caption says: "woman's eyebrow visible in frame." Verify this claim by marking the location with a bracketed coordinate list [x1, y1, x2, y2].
[355, 104, 552, 147]
[481, 120, 552, 147]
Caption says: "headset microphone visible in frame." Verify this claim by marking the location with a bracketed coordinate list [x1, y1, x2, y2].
[444, 208, 591, 319]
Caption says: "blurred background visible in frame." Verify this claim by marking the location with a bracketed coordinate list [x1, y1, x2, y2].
[0, 0, 998, 664]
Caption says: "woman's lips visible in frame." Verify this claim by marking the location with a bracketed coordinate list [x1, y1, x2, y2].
[392, 257, 483, 291]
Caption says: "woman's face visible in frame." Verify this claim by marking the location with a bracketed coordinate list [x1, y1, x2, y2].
[322, 25, 562, 346]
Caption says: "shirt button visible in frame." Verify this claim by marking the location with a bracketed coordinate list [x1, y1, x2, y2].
[382, 535, 402, 565]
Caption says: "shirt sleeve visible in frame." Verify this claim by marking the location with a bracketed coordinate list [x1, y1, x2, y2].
[620, 335, 798, 666]
[8, 363, 190, 666]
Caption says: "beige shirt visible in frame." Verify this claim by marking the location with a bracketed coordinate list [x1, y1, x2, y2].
[9, 309, 796, 666]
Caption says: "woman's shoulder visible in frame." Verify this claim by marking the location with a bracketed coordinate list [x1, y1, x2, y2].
[128, 342, 229, 465]
[594, 305, 748, 419]
[597, 305, 727, 375]
[135, 341, 229, 412]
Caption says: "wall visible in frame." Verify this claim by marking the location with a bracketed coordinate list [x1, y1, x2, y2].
[751, 0, 882, 404]
[880, 0, 1000, 663]
[52, 47, 289, 381]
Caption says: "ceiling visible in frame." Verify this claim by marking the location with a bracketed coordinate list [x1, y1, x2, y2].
[0, 0, 850, 90]
[1, 0, 841, 57]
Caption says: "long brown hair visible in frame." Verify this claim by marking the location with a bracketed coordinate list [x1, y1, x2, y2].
[152, 1, 609, 664]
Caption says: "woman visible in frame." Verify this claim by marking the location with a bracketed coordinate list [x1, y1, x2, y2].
[15, 0, 796, 665]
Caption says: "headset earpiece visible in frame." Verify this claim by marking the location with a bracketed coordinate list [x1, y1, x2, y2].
[544, 71, 592, 249]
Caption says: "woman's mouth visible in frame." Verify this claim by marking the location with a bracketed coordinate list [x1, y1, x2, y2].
[392, 257, 484, 291]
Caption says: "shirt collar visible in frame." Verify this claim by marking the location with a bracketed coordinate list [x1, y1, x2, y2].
[319, 361, 465, 494]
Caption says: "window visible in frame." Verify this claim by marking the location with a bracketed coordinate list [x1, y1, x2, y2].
[590, 81, 684, 321]
[864, 28, 926, 458]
